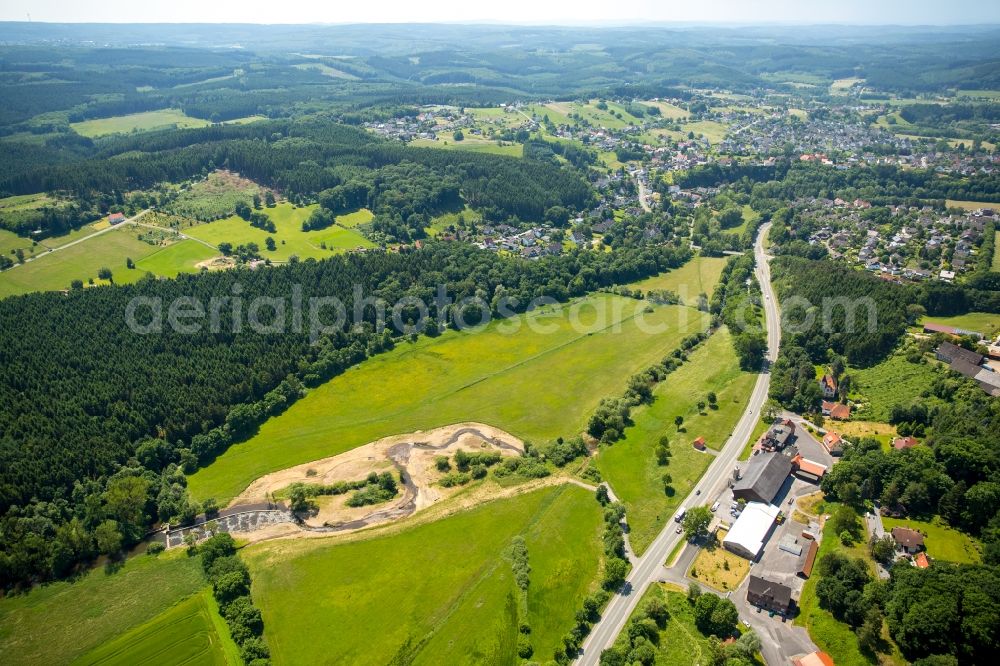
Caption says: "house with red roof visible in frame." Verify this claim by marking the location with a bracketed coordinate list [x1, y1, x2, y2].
[893, 436, 919, 451]
[692, 436, 706, 451]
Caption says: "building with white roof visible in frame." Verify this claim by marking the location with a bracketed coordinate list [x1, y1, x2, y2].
[723, 502, 780, 560]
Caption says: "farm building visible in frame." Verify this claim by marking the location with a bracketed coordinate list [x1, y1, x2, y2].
[733, 452, 792, 504]
[746, 574, 793, 614]
[798, 539, 819, 579]
[692, 436, 706, 451]
[791, 454, 827, 483]
[723, 502, 780, 559]
[923, 322, 982, 339]
[936, 341, 984, 366]
[108, 212, 126, 225]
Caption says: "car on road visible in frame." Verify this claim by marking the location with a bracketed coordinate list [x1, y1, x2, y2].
[711, 501, 720, 512]
[742, 620, 751, 628]
[676, 526, 682, 534]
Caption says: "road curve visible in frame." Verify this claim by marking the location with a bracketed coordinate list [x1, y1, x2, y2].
[577, 223, 781, 663]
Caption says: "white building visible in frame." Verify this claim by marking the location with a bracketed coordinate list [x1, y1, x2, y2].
[723, 502, 780, 560]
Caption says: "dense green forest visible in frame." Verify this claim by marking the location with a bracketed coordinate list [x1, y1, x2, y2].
[0, 240, 688, 587]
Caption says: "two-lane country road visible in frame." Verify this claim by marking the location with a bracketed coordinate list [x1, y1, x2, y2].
[577, 223, 781, 664]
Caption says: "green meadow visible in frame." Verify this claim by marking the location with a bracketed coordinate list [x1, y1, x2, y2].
[595, 327, 757, 554]
[0, 551, 205, 665]
[0, 227, 159, 298]
[630, 255, 729, 303]
[184, 202, 374, 261]
[189, 294, 710, 503]
[922, 311, 1000, 338]
[76, 589, 238, 666]
[135, 240, 217, 277]
[71, 109, 212, 137]
[244, 484, 603, 665]
[882, 516, 981, 564]
[410, 136, 524, 157]
[848, 346, 947, 422]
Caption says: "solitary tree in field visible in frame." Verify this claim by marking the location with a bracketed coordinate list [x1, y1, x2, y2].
[675, 415, 684, 429]
[98, 267, 113, 284]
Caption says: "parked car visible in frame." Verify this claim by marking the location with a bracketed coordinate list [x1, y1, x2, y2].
[711, 501, 720, 512]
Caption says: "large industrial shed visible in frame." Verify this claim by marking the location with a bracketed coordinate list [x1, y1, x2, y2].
[732, 451, 792, 504]
[723, 502, 780, 559]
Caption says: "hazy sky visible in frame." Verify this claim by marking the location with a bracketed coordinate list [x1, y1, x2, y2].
[3, 0, 999, 25]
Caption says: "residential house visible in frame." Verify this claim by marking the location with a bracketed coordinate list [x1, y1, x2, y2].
[819, 374, 838, 399]
[821, 431, 844, 456]
[891, 526, 925, 554]
[828, 403, 851, 421]
[892, 436, 919, 451]
[108, 212, 126, 225]
[914, 552, 930, 569]
[747, 575, 793, 614]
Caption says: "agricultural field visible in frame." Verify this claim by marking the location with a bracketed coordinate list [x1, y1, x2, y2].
[630, 255, 729, 303]
[848, 347, 947, 422]
[167, 170, 268, 220]
[921, 311, 1000, 338]
[594, 327, 757, 554]
[643, 100, 690, 120]
[71, 109, 212, 137]
[184, 202, 374, 261]
[621, 583, 725, 666]
[188, 293, 710, 503]
[244, 484, 604, 664]
[0, 227, 163, 298]
[881, 516, 981, 564]
[687, 535, 751, 592]
[134, 239, 218, 277]
[0, 550, 206, 665]
[410, 135, 524, 157]
[76, 590, 238, 666]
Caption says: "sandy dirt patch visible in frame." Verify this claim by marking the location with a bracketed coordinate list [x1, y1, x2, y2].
[231, 422, 524, 531]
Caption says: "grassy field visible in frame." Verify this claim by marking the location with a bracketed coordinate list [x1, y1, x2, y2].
[71, 109, 211, 137]
[688, 536, 751, 592]
[594, 327, 757, 554]
[244, 484, 603, 664]
[922, 311, 1000, 338]
[834, 420, 898, 450]
[882, 516, 981, 564]
[630, 255, 729, 304]
[76, 589, 237, 666]
[292, 62, 358, 79]
[410, 136, 524, 157]
[189, 293, 709, 503]
[849, 350, 946, 422]
[184, 202, 374, 261]
[0, 227, 161, 298]
[0, 551, 206, 665]
[624, 583, 720, 666]
[134, 240, 217, 277]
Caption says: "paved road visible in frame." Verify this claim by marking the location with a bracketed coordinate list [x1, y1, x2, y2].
[577, 224, 781, 663]
[637, 178, 652, 213]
